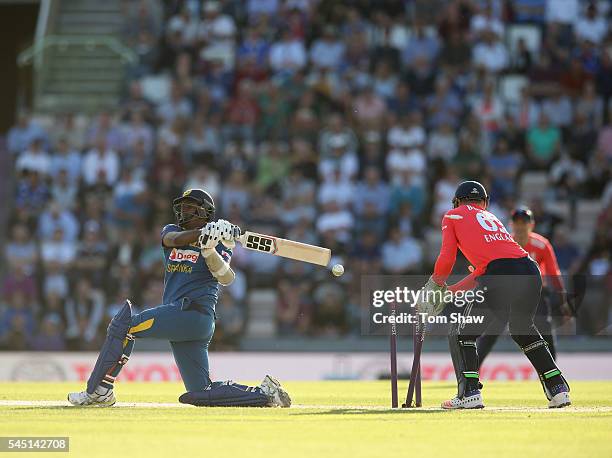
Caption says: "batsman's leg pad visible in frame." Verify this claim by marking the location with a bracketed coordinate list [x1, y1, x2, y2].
[86, 300, 135, 394]
[179, 382, 271, 407]
[448, 324, 480, 397]
[516, 335, 569, 400]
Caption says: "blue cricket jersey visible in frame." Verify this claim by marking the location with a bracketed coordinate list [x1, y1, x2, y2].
[160, 224, 232, 313]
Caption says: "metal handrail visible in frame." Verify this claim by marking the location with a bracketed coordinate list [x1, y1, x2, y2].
[33, 0, 52, 69]
[17, 35, 137, 67]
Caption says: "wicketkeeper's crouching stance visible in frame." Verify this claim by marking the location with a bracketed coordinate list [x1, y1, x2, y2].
[417, 181, 570, 409]
[68, 189, 291, 408]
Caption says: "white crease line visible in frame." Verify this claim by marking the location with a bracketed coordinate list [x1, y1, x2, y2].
[0, 400, 611, 412]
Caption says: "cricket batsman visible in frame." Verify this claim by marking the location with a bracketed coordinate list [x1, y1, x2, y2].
[477, 206, 568, 363]
[417, 181, 570, 409]
[68, 189, 291, 407]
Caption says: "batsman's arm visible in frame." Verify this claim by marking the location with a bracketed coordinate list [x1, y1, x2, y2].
[202, 247, 235, 286]
[162, 230, 201, 248]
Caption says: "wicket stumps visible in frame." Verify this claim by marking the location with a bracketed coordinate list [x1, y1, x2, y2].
[403, 320, 423, 408]
[390, 303, 398, 408]
[389, 313, 423, 408]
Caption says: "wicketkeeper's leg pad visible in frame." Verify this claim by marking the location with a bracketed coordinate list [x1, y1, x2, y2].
[179, 381, 272, 407]
[86, 300, 135, 394]
[533, 305, 557, 360]
[448, 324, 480, 398]
[515, 335, 569, 400]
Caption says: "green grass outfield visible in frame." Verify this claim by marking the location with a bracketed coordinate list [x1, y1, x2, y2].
[1, 381, 611, 458]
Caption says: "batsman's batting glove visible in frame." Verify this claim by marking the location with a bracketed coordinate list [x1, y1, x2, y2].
[216, 219, 241, 249]
[216, 219, 237, 240]
[199, 222, 221, 250]
[223, 225, 242, 249]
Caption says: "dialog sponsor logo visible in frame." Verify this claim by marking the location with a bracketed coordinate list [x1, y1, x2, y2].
[169, 248, 200, 263]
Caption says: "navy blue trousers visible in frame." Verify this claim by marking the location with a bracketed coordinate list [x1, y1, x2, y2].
[128, 301, 215, 391]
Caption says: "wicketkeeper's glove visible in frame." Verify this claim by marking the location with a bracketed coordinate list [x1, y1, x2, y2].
[415, 277, 448, 317]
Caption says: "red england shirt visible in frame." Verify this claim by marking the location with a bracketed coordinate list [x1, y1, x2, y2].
[522, 232, 564, 291]
[433, 204, 528, 290]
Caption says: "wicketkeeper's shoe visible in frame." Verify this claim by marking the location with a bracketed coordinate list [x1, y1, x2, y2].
[441, 390, 484, 410]
[259, 375, 291, 408]
[67, 386, 116, 407]
[547, 383, 571, 408]
[548, 391, 571, 408]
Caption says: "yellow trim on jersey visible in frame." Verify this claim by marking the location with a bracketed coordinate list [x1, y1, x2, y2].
[129, 318, 155, 334]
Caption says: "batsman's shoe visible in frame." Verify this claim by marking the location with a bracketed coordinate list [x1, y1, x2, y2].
[259, 375, 291, 408]
[441, 390, 484, 410]
[67, 386, 116, 407]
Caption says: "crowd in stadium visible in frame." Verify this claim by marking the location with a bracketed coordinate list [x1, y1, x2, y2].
[1, 0, 611, 350]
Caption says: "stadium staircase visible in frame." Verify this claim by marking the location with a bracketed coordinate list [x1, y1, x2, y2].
[245, 290, 278, 338]
[18, 0, 135, 113]
[519, 172, 601, 247]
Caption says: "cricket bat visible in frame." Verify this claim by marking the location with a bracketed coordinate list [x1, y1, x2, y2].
[236, 231, 331, 267]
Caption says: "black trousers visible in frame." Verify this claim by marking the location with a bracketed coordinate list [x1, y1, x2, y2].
[452, 256, 564, 395]
[458, 256, 543, 345]
[477, 286, 556, 364]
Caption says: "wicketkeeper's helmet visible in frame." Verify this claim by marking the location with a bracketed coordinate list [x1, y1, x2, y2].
[452, 181, 489, 209]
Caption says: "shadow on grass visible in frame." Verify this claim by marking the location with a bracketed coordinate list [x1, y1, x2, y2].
[4, 406, 107, 411]
[291, 408, 445, 416]
[417, 383, 456, 390]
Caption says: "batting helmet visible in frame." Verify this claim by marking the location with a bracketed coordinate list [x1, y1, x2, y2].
[172, 189, 215, 228]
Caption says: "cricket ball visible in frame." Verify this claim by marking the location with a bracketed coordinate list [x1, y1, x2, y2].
[332, 264, 345, 277]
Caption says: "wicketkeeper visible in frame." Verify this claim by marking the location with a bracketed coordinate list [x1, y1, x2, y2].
[68, 189, 291, 407]
[416, 181, 570, 409]
[477, 206, 570, 363]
